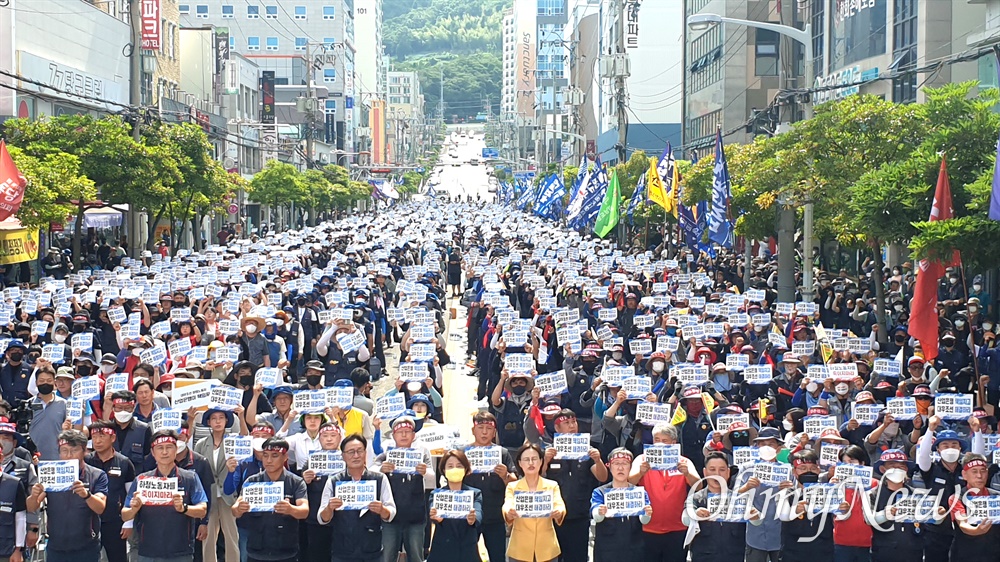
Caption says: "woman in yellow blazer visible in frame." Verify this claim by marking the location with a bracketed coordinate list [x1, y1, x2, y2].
[502, 443, 567, 562]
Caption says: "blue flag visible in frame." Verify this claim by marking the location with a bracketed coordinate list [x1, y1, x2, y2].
[516, 180, 537, 210]
[627, 173, 646, 225]
[534, 174, 565, 219]
[573, 158, 608, 229]
[708, 130, 734, 248]
[426, 183, 437, 198]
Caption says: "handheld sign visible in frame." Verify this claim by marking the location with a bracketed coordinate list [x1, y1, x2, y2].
[886, 397, 918, 421]
[752, 461, 793, 487]
[374, 394, 406, 420]
[335, 480, 377, 510]
[105, 373, 129, 394]
[601, 365, 633, 388]
[636, 402, 672, 426]
[726, 354, 749, 372]
[309, 451, 346, 476]
[243, 481, 285, 512]
[255, 367, 282, 388]
[716, 414, 750, 434]
[707, 492, 753, 522]
[675, 364, 709, 386]
[553, 433, 590, 461]
[643, 444, 680, 471]
[150, 409, 184, 432]
[935, 394, 974, 421]
[504, 353, 534, 376]
[803, 415, 838, 437]
[41, 344, 65, 364]
[629, 338, 652, 355]
[622, 376, 651, 400]
[803, 483, 846, 515]
[386, 448, 423, 474]
[399, 362, 428, 383]
[733, 447, 757, 467]
[819, 443, 845, 468]
[293, 391, 326, 414]
[513, 490, 554, 518]
[604, 486, 647, 518]
[743, 365, 772, 385]
[893, 493, 942, 523]
[325, 386, 354, 409]
[337, 331, 366, 354]
[171, 379, 219, 411]
[851, 404, 881, 426]
[224, 435, 254, 461]
[65, 398, 85, 425]
[465, 446, 503, 474]
[208, 385, 243, 411]
[432, 490, 475, 519]
[873, 358, 901, 377]
[409, 343, 436, 362]
[71, 376, 101, 401]
[71, 333, 93, 354]
[136, 476, 178, 506]
[535, 373, 568, 398]
[834, 463, 873, 488]
[828, 363, 858, 382]
[38, 460, 77, 492]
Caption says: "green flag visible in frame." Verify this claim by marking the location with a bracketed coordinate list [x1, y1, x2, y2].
[593, 168, 621, 238]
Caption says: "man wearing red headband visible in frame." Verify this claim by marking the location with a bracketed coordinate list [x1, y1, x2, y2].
[224, 422, 277, 560]
[949, 453, 1000, 561]
[462, 411, 514, 562]
[85, 420, 136, 562]
[233, 437, 309, 562]
[301, 422, 344, 562]
[122, 429, 209, 560]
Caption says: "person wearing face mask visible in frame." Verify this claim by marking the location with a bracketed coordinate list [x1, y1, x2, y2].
[297, 360, 326, 391]
[793, 373, 826, 410]
[778, 450, 834, 562]
[490, 370, 533, 454]
[0, 340, 31, 405]
[666, 386, 714, 473]
[85, 420, 136, 562]
[936, 331, 969, 377]
[946, 453, 1000, 562]
[916, 414, 985, 561]
[70, 311, 104, 358]
[887, 325, 911, 356]
[644, 351, 669, 391]
[27, 366, 67, 460]
[737, 427, 791, 561]
[104, 390, 152, 469]
[866, 448, 923, 562]
[426, 449, 482, 562]
[223, 422, 277, 560]
[238, 316, 270, 368]
[818, 377, 856, 427]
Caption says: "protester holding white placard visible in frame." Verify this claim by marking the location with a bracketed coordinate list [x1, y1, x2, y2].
[194, 407, 246, 562]
[867, 448, 923, 562]
[84, 420, 136, 562]
[627, 424, 699, 560]
[370, 415, 434, 562]
[427, 450, 483, 562]
[232, 436, 309, 561]
[777, 450, 839, 561]
[318, 435, 397, 561]
[103, 390, 152, 469]
[590, 448, 652, 561]
[462, 412, 516, 562]
[27, 429, 107, 562]
[736, 427, 793, 560]
[503, 443, 566, 562]
[683, 451, 760, 560]
[122, 429, 209, 560]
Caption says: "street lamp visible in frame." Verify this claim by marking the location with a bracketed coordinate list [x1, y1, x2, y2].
[686, 12, 815, 302]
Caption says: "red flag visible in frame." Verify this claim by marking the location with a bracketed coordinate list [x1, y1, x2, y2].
[0, 140, 26, 222]
[908, 158, 960, 362]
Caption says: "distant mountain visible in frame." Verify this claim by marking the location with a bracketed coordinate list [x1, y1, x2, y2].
[383, 0, 508, 120]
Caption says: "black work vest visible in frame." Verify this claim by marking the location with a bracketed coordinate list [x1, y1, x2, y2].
[114, 419, 149, 468]
[330, 470, 385, 559]
[243, 470, 304, 558]
[0, 474, 19, 557]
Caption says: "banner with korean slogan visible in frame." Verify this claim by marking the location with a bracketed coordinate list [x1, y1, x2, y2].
[136, 476, 179, 506]
[674, 364, 709, 386]
[293, 390, 327, 414]
[208, 385, 243, 411]
[535, 373, 568, 398]
[893, 494, 942, 523]
[214, 345, 241, 364]
[337, 330, 366, 354]
[604, 486, 647, 517]
[413, 424, 462, 456]
[935, 394, 974, 421]
[628, 338, 652, 355]
[432, 489, 475, 519]
[743, 365, 772, 385]
[71, 332, 93, 354]
[71, 375, 102, 401]
[168, 337, 192, 359]
[140, 346, 167, 367]
[886, 397, 917, 420]
[733, 447, 757, 467]
[309, 451, 346, 476]
[553, 433, 590, 461]
[374, 394, 406, 420]
[716, 413, 749, 433]
[65, 398, 85, 424]
[707, 492, 754, 522]
[752, 461, 793, 487]
[243, 481, 285, 512]
[636, 402, 672, 426]
[514, 490, 554, 518]
[386, 448, 423, 474]
[819, 443, 845, 468]
[41, 343, 65, 364]
[151, 409, 184, 432]
[802, 483, 846, 516]
[504, 353, 534, 376]
[851, 403, 881, 426]
[622, 376, 651, 400]
[643, 443, 680, 471]
[172, 379, 220, 411]
[802, 415, 838, 437]
[325, 386, 354, 409]
[833, 463, 873, 488]
[254, 367, 282, 388]
[409, 343, 436, 362]
[726, 353, 749, 372]
[38, 460, 77, 491]
[465, 446, 503, 474]
[335, 480, 377, 510]
[224, 435, 254, 461]
[828, 363, 858, 382]
[399, 362, 428, 383]
[105, 373, 130, 394]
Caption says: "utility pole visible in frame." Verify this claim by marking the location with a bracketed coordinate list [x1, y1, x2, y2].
[439, 68, 444, 124]
[303, 42, 318, 169]
[128, 0, 142, 258]
[614, 0, 627, 165]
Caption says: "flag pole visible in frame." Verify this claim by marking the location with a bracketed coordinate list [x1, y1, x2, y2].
[959, 261, 983, 397]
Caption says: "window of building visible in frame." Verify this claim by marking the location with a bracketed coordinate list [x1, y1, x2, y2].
[892, 0, 917, 103]
[323, 37, 336, 48]
[247, 36, 260, 51]
[195, 4, 208, 18]
[295, 37, 308, 51]
[324, 68, 336, 82]
[266, 36, 278, 51]
[754, 28, 779, 76]
[294, 5, 306, 19]
[265, 5, 277, 18]
[221, 4, 233, 17]
[323, 6, 335, 19]
[688, 24, 722, 93]
[229, 36, 236, 49]
[325, 99, 337, 115]
[685, 110, 721, 150]
[536, 0, 563, 16]
[179, 4, 190, 14]
[811, 0, 824, 76]
[247, 5, 259, 19]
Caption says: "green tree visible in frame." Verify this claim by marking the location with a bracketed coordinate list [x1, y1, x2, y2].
[249, 161, 306, 230]
[6, 146, 96, 230]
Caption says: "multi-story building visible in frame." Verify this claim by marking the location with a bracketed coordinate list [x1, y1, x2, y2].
[355, 0, 385, 164]
[502, 8, 516, 117]
[179, 0, 356, 157]
[386, 70, 425, 165]
[683, 1, 983, 157]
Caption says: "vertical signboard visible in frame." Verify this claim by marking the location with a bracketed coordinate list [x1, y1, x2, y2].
[141, 0, 162, 50]
[260, 71, 275, 124]
[625, 1, 641, 48]
[515, 5, 536, 125]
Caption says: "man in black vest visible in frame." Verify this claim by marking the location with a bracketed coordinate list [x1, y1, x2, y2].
[232, 437, 309, 562]
[28, 429, 107, 562]
[85, 420, 135, 562]
[0, 442, 27, 562]
[371, 415, 433, 562]
[318, 435, 396, 562]
[122, 429, 209, 561]
[462, 411, 515, 562]
[107, 390, 152, 469]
